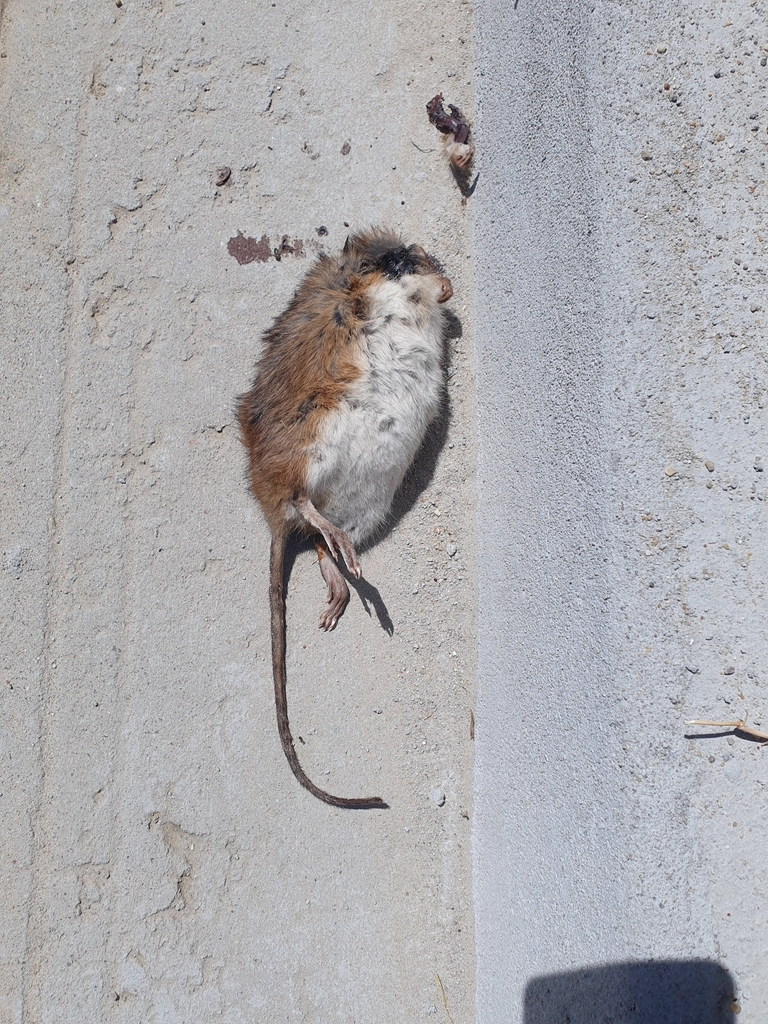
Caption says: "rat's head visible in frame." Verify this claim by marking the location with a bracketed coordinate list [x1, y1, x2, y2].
[341, 229, 453, 302]
[342, 229, 429, 278]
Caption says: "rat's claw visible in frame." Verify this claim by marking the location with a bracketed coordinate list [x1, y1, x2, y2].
[318, 607, 336, 630]
[335, 533, 361, 579]
[317, 546, 350, 629]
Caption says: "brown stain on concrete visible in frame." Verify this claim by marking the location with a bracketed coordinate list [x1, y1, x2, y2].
[228, 232, 308, 265]
[227, 232, 272, 265]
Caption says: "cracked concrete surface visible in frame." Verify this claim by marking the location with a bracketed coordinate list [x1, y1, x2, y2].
[1, 1, 475, 1021]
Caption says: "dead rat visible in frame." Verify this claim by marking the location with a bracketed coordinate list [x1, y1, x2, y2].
[426, 92, 475, 170]
[237, 228, 454, 810]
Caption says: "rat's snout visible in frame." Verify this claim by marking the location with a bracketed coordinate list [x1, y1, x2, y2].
[437, 276, 453, 304]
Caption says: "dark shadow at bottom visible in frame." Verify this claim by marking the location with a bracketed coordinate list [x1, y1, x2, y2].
[524, 959, 737, 1024]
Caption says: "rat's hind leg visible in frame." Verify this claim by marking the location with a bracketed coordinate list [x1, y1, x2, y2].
[315, 539, 350, 631]
[292, 496, 361, 580]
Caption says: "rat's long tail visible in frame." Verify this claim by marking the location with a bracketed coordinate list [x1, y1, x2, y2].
[269, 530, 388, 810]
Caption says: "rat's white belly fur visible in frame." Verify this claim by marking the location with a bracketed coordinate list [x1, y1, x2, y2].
[305, 276, 445, 544]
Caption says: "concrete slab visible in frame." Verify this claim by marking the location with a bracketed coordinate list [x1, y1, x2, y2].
[473, 0, 767, 1020]
[1, 1, 476, 1020]
[5, 0, 767, 1019]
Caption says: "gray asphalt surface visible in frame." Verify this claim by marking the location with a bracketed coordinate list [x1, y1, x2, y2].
[474, 0, 767, 1021]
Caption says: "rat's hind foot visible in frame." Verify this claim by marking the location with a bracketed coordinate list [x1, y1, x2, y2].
[316, 540, 350, 631]
[293, 496, 362, 579]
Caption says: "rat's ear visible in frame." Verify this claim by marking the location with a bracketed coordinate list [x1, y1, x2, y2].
[342, 235, 351, 255]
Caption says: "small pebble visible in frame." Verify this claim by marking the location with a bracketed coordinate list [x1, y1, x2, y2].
[754, 459, 764, 472]
[664, 465, 676, 477]
[685, 664, 700, 674]
[657, 44, 667, 53]
[215, 166, 231, 187]
[751, 302, 762, 313]
[446, 543, 457, 557]
[430, 788, 446, 807]
[704, 460, 715, 472]
[723, 665, 735, 675]
[641, 151, 653, 161]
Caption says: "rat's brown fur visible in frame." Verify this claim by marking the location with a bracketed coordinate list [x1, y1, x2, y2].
[238, 256, 370, 533]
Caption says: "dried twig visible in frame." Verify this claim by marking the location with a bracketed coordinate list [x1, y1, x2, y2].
[686, 718, 768, 742]
[435, 974, 456, 1024]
